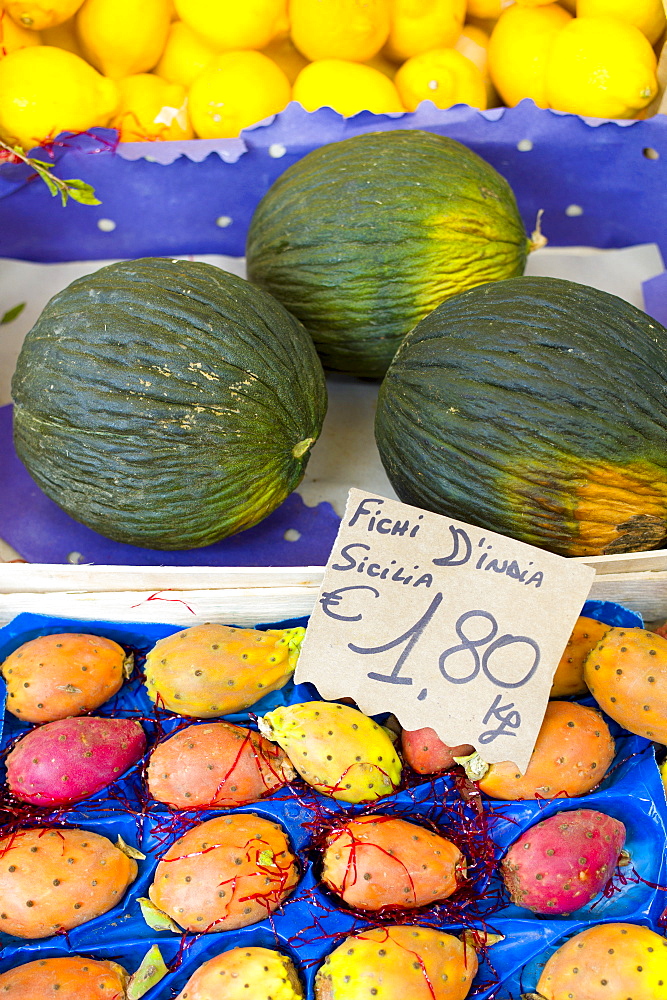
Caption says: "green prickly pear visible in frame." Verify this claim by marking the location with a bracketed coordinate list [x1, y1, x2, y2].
[175, 946, 304, 999]
[529, 922, 667, 999]
[258, 700, 402, 803]
[143, 623, 305, 717]
[314, 925, 478, 1000]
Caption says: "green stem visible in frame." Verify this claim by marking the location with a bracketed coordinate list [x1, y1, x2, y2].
[0, 138, 100, 206]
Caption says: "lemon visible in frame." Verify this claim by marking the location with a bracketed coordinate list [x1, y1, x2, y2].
[188, 49, 291, 138]
[384, 0, 465, 61]
[2, 0, 83, 30]
[0, 11, 41, 53]
[455, 24, 500, 106]
[364, 51, 399, 78]
[77, 0, 171, 78]
[488, 2, 571, 108]
[262, 32, 309, 83]
[175, 0, 287, 51]
[395, 47, 487, 110]
[466, 0, 503, 16]
[155, 20, 219, 87]
[290, 0, 390, 62]
[292, 57, 404, 114]
[0, 44, 118, 148]
[41, 16, 84, 54]
[110, 73, 193, 141]
[546, 15, 658, 118]
[577, 0, 666, 46]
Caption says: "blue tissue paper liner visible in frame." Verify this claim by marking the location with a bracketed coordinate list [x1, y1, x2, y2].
[0, 598, 663, 999]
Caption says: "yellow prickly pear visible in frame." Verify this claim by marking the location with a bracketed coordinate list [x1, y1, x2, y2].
[258, 700, 402, 803]
[530, 922, 667, 999]
[143, 623, 305, 717]
[584, 626, 667, 742]
[550, 616, 609, 698]
[175, 946, 304, 999]
[314, 925, 478, 1000]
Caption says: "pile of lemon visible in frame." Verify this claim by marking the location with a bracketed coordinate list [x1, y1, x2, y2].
[0, 0, 664, 150]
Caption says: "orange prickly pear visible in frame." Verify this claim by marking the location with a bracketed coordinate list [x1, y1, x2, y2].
[175, 946, 304, 1000]
[314, 925, 478, 1000]
[321, 814, 465, 910]
[477, 701, 615, 800]
[584, 626, 667, 743]
[143, 623, 305, 717]
[0, 946, 167, 999]
[147, 721, 295, 808]
[401, 727, 474, 774]
[0, 632, 131, 723]
[147, 812, 299, 932]
[529, 922, 667, 999]
[550, 616, 609, 698]
[0, 827, 138, 938]
[258, 700, 402, 803]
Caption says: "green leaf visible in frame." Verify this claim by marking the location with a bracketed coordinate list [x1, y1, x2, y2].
[65, 179, 101, 206]
[1, 302, 26, 325]
[137, 897, 181, 933]
[126, 946, 168, 1000]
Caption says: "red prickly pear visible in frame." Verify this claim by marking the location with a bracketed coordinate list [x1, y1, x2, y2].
[550, 616, 609, 699]
[533, 922, 667, 999]
[321, 815, 464, 910]
[6, 717, 146, 806]
[401, 727, 474, 774]
[584, 626, 667, 743]
[259, 701, 402, 803]
[0, 632, 131, 723]
[147, 721, 295, 808]
[502, 808, 626, 915]
[478, 701, 615, 800]
[0, 956, 128, 998]
[143, 623, 305, 717]
[175, 946, 304, 1000]
[148, 812, 299, 932]
[314, 925, 478, 1000]
[0, 827, 138, 938]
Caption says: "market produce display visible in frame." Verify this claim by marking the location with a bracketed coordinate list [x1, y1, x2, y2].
[11, 258, 327, 550]
[376, 275, 667, 557]
[0, 600, 664, 997]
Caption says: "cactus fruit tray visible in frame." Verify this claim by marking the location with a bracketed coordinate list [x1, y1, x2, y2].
[0, 599, 665, 999]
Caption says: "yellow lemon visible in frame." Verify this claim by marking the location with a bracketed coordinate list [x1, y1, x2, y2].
[262, 32, 309, 83]
[0, 11, 41, 53]
[384, 0, 465, 61]
[466, 0, 502, 17]
[110, 73, 193, 141]
[77, 0, 171, 78]
[513, 0, 559, 6]
[41, 16, 84, 54]
[292, 57, 404, 114]
[175, 0, 287, 51]
[364, 51, 399, 77]
[455, 23, 500, 106]
[395, 47, 487, 110]
[1, 0, 83, 30]
[155, 20, 219, 87]
[577, 0, 666, 46]
[0, 44, 118, 148]
[488, 2, 571, 108]
[188, 49, 291, 138]
[546, 15, 658, 118]
[290, 0, 390, 62]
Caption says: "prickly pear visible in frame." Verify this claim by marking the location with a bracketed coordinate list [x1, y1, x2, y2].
[143, 623, 305, 717]
[147, 721, 295, 808]
[584, 626, 667, 742]
[401, 728, 474, 774]
[550, 616, 609, 698]
[258, 701, 402, 803]
[175, 946, 304, 1000]
[0, 632, 131, 723]
[321, 814, 465, 910]
[531, 922, 667, 999]
[314, 925, 478, 1000]
[477, 701, 615, 800]
[6, 717, 146, 806]
[502, 808, 626, 915]
[0, 827, 138, 938]
[0, 956, 128, 999]
[148, 812, 299, 932]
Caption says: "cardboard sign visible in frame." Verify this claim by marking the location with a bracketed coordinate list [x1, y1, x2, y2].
[294, 490, 596, 773]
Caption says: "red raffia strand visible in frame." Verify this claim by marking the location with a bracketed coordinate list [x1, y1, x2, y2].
[130, 591, 196, 615]
[595, 863, 667, 907]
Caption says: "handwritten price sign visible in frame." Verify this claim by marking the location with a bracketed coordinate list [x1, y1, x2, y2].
[295, 490, 595, 772]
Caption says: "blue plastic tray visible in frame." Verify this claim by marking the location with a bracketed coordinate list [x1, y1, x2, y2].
[0, 599, 664, 998]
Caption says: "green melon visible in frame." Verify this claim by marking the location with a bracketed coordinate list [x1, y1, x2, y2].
[12, 258, 327, 550]
[375, 276, 667, 557]
[246, 129, 531, 378]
